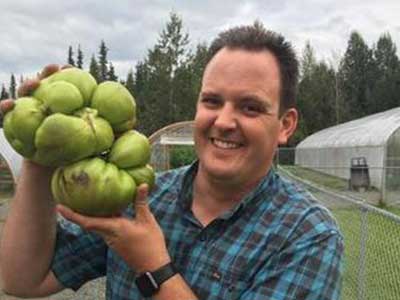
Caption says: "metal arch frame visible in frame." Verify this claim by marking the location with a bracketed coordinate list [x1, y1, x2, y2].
[149, 120, 195, 172]
[149, 120, 195, 145]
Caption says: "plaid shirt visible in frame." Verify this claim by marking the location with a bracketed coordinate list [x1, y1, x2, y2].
[52, 162, 343, 300]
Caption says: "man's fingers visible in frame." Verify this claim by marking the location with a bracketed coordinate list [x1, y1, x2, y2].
[61, 64, 74, 70]
[16, 64, 62, 97]
[134, 184, 152, 222]
[17, 78, 40, 97]
[0, 99, 15, 115]
[38, 64, 60, 79]
[56, 204, 117, 236]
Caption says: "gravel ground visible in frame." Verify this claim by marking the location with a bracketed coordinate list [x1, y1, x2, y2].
[0, 201, 106, 300]
[0, 278, 106, 300]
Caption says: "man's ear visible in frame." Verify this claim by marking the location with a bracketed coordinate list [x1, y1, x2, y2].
[278, 108, 298, 145]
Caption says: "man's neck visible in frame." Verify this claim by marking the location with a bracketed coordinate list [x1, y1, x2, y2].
[191, 166, 266, 226]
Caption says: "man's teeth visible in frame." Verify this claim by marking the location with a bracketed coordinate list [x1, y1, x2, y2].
[212, 138, 240, 149]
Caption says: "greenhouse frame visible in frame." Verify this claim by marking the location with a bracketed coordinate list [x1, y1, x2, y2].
[295, 107, 400, 206]
[149, 121, 195, 171]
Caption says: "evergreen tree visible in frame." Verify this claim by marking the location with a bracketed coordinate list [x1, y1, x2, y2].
[98, 40, 109, 83]
[77, 44, 84, 69]
[296, 43, 337, 143]
[134, 12, 190, 134]
[300, 41, 317, 79]
[189, 42, 208, 97]
[174, 42, 208, 122]
[89, 55, 100, 83]
[67, 46, 75, 66]
[337, 31, 376, 121]
[1, 84, 9, 100]
[125, 69, 135, 96]
[9, 74, 17, 99]
[107, 62, 118, 81]
[371, 33, 400, 111]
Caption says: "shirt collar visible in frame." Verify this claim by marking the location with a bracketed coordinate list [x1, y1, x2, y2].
[178, 161, 277, 220]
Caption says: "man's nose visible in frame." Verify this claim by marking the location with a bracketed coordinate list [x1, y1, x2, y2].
[214, 104, 237, 130]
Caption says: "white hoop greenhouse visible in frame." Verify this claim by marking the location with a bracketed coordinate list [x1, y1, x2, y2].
[295, 107, 400, 205]
[0, 128, 23, 183]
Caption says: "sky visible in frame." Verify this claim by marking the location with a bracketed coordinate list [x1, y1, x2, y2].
[1, 0, 400, 89]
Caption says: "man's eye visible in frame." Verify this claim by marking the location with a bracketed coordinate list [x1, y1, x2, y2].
[242, 104, 265, 115]
[202, 98, 221, 107]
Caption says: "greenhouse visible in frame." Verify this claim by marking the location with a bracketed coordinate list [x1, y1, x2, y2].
[149, 121, 195, 171]
[0, 128, 23, 185]
[295, 107, 400, 206]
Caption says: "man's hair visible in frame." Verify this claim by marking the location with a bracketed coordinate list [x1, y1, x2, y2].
[206, 21, 299, 115]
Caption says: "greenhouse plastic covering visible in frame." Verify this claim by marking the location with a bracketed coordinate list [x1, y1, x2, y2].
[0, 128, 23, 181]
[295, 107, 400, 202]
[297, 107, 400, 149]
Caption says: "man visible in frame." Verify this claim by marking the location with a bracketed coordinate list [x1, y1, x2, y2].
[0, 22, 343, 299]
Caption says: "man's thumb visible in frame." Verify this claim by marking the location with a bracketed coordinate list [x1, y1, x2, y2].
[134, 184, 151, 221]
[0, 99, 15, 115]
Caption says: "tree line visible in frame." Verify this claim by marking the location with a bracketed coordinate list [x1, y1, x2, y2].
[293, 31, 400, 145]
[1, 13, 400, 145]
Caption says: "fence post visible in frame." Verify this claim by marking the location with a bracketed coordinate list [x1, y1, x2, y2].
[357, 206, 368, 300]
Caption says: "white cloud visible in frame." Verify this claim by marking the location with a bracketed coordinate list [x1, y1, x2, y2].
[0, 0, 399, 89]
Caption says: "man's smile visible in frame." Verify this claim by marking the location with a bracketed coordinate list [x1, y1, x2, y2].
[210, 137, 243, 149]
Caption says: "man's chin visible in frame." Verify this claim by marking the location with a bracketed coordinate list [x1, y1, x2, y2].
[202, 165, 240, 182]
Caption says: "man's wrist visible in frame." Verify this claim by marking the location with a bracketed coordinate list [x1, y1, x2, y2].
[135, 262, 178, 297]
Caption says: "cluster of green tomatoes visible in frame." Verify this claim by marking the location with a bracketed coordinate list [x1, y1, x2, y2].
[4, 68, 155, 216]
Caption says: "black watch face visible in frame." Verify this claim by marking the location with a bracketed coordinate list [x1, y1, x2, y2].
[136, 272, 159, 297]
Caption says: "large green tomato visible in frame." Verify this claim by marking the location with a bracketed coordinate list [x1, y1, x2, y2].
[52, 158, 137, 216]
[51, 130, 155, 216]
[109, 130, 151, 168]
[91, 81, 137, 132]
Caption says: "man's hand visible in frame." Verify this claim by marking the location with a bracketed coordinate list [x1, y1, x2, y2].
[56, 184, 171, 273]
[0, 64, 64, 115]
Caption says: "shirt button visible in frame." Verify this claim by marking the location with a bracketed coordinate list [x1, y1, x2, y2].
[199, 233, 207, 241]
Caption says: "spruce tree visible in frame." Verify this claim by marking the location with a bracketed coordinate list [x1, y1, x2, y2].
[98, 40, 109, 83]
[125, 69, 135, 96]
[297, 44, 334, 141]
[338, 31, 376, 121]
[134, 12, 190, 134]
[89, 55, 100, 83]
[9, 74, 16, 99]
[67, 46, 75, 66]
[0, 84, 9, 100]
[77, 44, 84, 69]
[371, 33, 400, 111]
[107, 62, 118, 81]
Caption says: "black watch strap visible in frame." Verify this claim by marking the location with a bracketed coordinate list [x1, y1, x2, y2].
[135, 262, 177, 297]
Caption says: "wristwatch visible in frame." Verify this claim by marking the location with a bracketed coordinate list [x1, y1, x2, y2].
[135, 262, 177, 297]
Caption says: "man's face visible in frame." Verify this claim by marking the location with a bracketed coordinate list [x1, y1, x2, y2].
[194, 48, 297, 185]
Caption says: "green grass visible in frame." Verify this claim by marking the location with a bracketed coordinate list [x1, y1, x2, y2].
[332, 208, 400, 300]
[280, 165, 400, 299]
[283, 165, 350, 190]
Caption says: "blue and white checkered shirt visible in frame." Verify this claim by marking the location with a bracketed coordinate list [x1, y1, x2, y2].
[52, 162, 343, 299]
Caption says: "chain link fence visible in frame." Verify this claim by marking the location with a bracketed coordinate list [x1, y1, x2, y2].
[277, 147, 400, 300]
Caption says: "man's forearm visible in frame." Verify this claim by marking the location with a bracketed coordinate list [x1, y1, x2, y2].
[0, 160, 58, 295]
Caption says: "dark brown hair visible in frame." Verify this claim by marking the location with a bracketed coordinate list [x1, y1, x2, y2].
[207, 21, 299, 115]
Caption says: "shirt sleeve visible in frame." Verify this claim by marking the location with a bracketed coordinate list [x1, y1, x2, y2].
[239, 219, 344, 300]
[51, 217, 108, 291]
